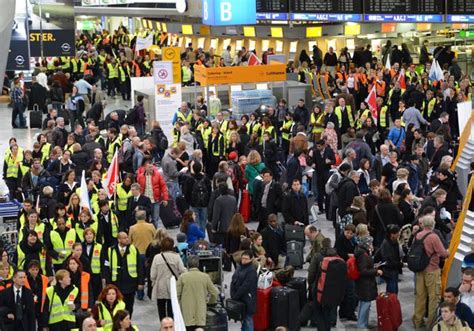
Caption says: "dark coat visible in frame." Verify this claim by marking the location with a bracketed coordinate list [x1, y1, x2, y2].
[373, 202, 403, 245]
[286, 155, 302, 186]
[438, 176, 462, 213]
[282, 190, 309, 225]
[311, 146, 335, 178]
[28, 82, 48, 112]
[261, 224, 286, 264]
[211, 193, 237, 233]
[253, 180, 283, 215]
[0, 285, 36, 331]
[334, 234, 355, 261]
[71, 150, 89, 179]
[105, 244, 144, 294]
[354, 246, 378, 301]
[375, 238, 402, 279]
[336, 178, 360, 217]
[126, 195, 152, 225]
[230, 262, 258, 315]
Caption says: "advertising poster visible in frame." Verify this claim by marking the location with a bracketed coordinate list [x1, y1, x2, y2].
[155, 83, 182, 138]
[153, 61, 173, 85]
[162, 47, 182, 83]
[28, 0, 75, 57]
[7, 0, 31, 70]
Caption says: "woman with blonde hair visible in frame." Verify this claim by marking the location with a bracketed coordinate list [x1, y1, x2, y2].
[67, 192, 81, 225]
[226, 131, 244, 156]
[245, 150, 265, 196]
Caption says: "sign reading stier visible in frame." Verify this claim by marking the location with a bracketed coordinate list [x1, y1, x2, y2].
[28, 0, 75, 57]
[162, 47, 182, 83]
[194, 63, 286, 86]
[203, 0, 257, 26]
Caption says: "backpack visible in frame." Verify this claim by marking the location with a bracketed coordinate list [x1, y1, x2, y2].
[406, 232, 433, 272]
[339, 213, 353, 232]
[316, 256, 347, 306]
[156, 131, 169, 151]
[346, 255, 360, 280]
[325, 171, 341, 195]
[191, 178, 210, 207]
[125, 107, 137, 125]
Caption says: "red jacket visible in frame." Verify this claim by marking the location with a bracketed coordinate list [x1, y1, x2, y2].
[136, 166, 169, 202]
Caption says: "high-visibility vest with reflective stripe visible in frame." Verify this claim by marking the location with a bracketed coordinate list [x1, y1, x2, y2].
[61, 57, 70, 70]
[356, 109, 371, 129]
[118, 66, 130, 83]
[5, 154, 20, 178]
[218, 120, 229, 133]
[310, 112, 325, 134]
[98, 55, 106, 66]
[200, 127, 212, 148]
[108, 245, 138, 282]
[210, 134, 224, 157]
[116, 183, 132, 211]
[75, 220, 98, 242]
[71, 59, 78, 73]
[80, 272, 90, 309]
[177, 111, 192, 123]
[25, 274, 48, 312]
[281, 120, 295, 141]
[260, 126, 276, 143]
[40, 143, 52, 164]
[107, 137, 122, 164]
[379, 106, 388, 128]
[50, 229, 76, 264]
[107, 63, 117, 79]
[46, 285, 79, 324]
[427, 98, 436, 119]
[93, 211, 118, 238]
[98, 300, 126, 331]
[334, 106, 355, 128]
[90, 243, 102, 275]
[182, 66, 192, 82]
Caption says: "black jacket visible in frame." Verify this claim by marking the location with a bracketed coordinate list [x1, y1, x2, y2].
[28, 83, 48, 112]
[336, 178, 360, 217]
[373, 202, 403, 245]
[0, 285, 36, 331]
[230, 262, 258, 315]
[334, 234, 355, 261]
[105, 244, 144, 294]
[375, 238, 402, 279]
[438, 176, 462, 213]
[282, 190, 309, 225]
[71, 151, 89, 179]
[126, 195, 152, 226]
[253, 180, 283, 215]
[311, 146, 335, 178]
[261, 224, 285, 264]
[354, 246, 378, 301]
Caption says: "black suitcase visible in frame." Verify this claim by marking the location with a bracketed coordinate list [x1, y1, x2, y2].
[198, 256, 222, 285]
[205, 303, 228, 331]
[225, 298, 246, 321]
[285, 224, 305, 242]
[159, 200, 181, 228]
[58, 106, 70, 125]
[176, 195, 189, 215]
[286, 240, 304, 269]
[270, 286, 300, 331]
[29, 104, 42, 129]
[287, 277, 307, 309]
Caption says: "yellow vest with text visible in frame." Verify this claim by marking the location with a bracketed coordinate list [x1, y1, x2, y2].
[50, 229, 77, 264]
[98, 300, 126, 331]
[108, 245, 138, 282]
[46, 285, 79, 324]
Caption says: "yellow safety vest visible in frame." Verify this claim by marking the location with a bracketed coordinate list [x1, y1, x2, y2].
[177, 111, 192, 123]
[46, 286, 79, 324]
[107, 63, 117, 79]
[334, 106, 355, 128]
[281, 120, 295, 141]
[98, 300, 126, 331]
[98, 55, 106, 66]
[427, 98, 436, 119]
[71, 59, 78, 73]
[16, 242, 46, 273]
[50, 229, 77, 264]
[116, 183, 132, 211]
[182, 66, 192, 82]
[387, 88, 406, 106]
[247, 122, 261, 136]
[210, 134, 224, 157]
[118, 66, 130, 83]
[75, 220, 98, 242]
[90, 243, 103, 275]
[61, 57, 70, 70]
[5, 154, 21, 178]
[356, 109, 371, 129]
[40, 143, 52, 164]
[218, 120, 229, 133]
[107, 137, 122, 164]
[310, 112, 325, 134]
[108, 245, 138, 282]
[93, 211, 118, 238]
[260, 126, 276, 143]
[200, 127, 212, 149]
[379, 106, 388, 128]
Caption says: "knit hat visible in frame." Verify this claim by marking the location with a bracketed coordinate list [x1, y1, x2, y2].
[228, 151, 238, 160]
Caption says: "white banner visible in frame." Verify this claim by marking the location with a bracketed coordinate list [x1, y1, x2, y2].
[135, 34, 153, 51]
[153, 61, 174, 84]
[155, 83, 182, 140]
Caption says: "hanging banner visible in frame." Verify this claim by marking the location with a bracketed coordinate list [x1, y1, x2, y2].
[7, 0, 31, 70]
[28, 0, 75, 57]
[153, 61, 173, 85]
[155, 83, 182, 131]
[162, 47, 182, 83]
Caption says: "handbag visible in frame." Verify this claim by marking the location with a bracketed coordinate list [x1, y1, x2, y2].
[257, 268, 273, 289]
[225, 298, 247, 321]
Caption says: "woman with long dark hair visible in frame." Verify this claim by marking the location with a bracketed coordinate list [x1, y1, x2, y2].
[112, 309, 138, 331]
[180, 210, 205, 245]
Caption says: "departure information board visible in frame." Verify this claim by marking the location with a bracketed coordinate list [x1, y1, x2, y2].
[447, 1, 474, 14]
[292, 0, 361, 13]
[364, 0, 444, 14]
[256, 0, 288, 13]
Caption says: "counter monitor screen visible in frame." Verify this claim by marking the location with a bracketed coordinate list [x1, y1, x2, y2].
[256, 0, 288, 12]
[292, 0, 361, 13]
[364, 0, 444, 14]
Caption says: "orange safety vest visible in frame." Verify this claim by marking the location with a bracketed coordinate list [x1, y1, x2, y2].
[80, 272, 91, 309]
[132, 61, 141, 77]
[25, 275, 49, 312]
[0, 280, 12, 292]
[375, 80, 386, 97]
[84, 63, 93, 76]
[336, 72, 348, 82]
[390, 69, 398, 78]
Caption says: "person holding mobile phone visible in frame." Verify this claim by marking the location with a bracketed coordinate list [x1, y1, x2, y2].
[374, 224, 403, 294]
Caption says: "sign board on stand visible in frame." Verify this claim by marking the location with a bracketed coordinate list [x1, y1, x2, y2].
[162, 47, 182, 84]
[155, 83, 182, 139]
[153, 61, 173, 85]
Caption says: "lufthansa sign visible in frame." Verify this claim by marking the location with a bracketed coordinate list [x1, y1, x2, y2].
[202, 0, 256, 26]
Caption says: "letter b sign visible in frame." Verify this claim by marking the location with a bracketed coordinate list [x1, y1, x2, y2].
[202, 0, 256, 26]
[220, 2, 232, 21]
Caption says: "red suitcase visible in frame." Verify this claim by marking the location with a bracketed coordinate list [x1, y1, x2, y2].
[376, 292, 402, 331]
[239, 189, 250, 223]
[253, 287, 272, 331]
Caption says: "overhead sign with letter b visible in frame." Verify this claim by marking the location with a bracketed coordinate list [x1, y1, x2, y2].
[202, 0, 256, 26]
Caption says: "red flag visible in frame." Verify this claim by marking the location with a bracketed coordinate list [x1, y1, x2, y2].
[103, 151, 119, 198]
[398, 68, 406, 89]
[366, 85, 377, 118]
[247, 52, 261, 66]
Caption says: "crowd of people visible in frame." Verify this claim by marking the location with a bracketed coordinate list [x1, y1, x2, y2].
[1, 24, 474, 331]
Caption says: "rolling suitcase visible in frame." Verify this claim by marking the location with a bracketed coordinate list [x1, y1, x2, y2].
[58, 104, 70, 125]
[376, 292, 402, 331]
[286, 277, 307, 309]
[254, 287, 272, 331]
[29, 104, 42, 129]
[175, 195, 189, 215]
[205, 303, 228, 331]
[270, 286, 300, 331]
[159, 200, 181, 228]
[285, 224, 305, 242]
[286, 240, 304, 269]
[239, 189, 250, 223]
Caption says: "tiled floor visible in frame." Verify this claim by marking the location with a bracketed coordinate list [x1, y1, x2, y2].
[0, 101, 423, 330]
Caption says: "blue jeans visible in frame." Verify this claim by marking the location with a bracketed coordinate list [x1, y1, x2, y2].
[242, 314, 254, 331]
[137, 253, 146, 300]
[383, 275, 399, 294]
[167, 181, 181, 201]
[192, 207, 208, 232]
[357, 300, 371, 328]
[152, 202, 161, 228]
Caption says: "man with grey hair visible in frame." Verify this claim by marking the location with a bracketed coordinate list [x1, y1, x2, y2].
[412, 214, 449, 328]
[127, 183, 152, 226]
[341, 148, 356, 171]
[176, 255, 219, 329]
